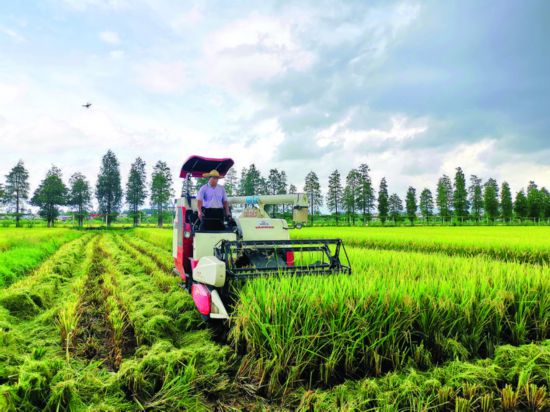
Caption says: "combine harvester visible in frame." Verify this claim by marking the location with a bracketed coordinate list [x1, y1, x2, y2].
[173, 155, 351, 320]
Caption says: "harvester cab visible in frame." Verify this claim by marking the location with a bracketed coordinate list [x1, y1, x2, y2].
[173, 155, 351, 320]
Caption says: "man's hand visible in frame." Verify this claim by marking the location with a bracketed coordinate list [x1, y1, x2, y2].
[198, 210, 203, 220]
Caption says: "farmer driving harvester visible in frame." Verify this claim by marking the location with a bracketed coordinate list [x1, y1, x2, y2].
[196, 169, 231, 231]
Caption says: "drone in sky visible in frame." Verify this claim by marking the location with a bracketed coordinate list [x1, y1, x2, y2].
[82, 102, 92, 109]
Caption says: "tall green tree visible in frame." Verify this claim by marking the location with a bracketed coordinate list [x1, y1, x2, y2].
[405, 186, 417, 224]
[540, 187, 550, 220]
[468, 175, 483, 222]
[4, 160, 30, 227]
[267, 168, 282, 215]
[326, 170, 343, 225]
[419, 188, 434, 221]
[126, 157, 148, 226]
[389, 193, 403, 222]
[96, 150, 123, 226]
[267, 169, 281, 195]
[68, 172, 91, 227]
[453, 167, 469, 221]
[483, 178, 499, 221]
[377, 177, 389, 224]
[224, 168, 238, 196]
[343, 169, 361, 225]
[357, 164, 375, 224]
[436, 175, 453, 222]
[31, 166, 68, 227]
[288, 184, 297, 194]
[304, 171, 322, 224]
[500, 181, 513, 223]
[0, 183, 5, 203]
[238, 167, 248, 195]
[514, 189, 528, 221]
[150, 161, 174, 228]
[241, 164, 263, 196]
[527, 181, 541, 221]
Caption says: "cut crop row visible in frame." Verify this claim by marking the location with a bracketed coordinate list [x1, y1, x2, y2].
[0, 233, 98, 410]
[69, 236, 136, 370]
[231, 247, 550, 396]
[99, 234, 235, 410]
[119, 233, 173, 273]
[0, 231, 239, 411]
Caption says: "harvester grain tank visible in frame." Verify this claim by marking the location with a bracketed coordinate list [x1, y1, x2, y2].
[173, 155, 351, 319]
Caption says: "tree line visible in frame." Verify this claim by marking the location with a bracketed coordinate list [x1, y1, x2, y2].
[321, 166, 550, 225]
[189, 162, 549, 225]
[0, 150, 174, 227]
[1, 156, 548, 227]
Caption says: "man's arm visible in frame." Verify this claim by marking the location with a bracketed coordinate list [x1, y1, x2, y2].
[197, 199, 203, 219]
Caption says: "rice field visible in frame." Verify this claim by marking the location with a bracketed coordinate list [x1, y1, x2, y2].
[0, 226, 548, 410]
[293, 226, 550, 264]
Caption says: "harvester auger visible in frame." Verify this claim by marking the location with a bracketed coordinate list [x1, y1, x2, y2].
[172, 155, 351, 320]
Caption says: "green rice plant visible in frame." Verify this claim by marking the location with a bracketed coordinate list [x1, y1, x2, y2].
[133, 227, 173, 252]
[0, 228, 75, 252]
[293, 341, 550, 412]
[0, 228, 82, 287]
[231, 247, 550, 395]
[0, 234, 94, 318]
[57, 301, 81, 362]
[292, 226, 550, 264]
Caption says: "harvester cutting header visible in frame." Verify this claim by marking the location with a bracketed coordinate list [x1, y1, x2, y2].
[173, 155, 351, 320]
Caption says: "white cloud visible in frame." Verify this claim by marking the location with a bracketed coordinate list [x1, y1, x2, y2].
[134, 60, 188, 94]
[0, 26, 26, 43]
[109, 50, 125, 59]
[201, 12, 316, 93]
[0, 82, 28, 104]
[315, 115, 427, 149]
[99, 30, 121, 45]
[60, 0, 130, 11]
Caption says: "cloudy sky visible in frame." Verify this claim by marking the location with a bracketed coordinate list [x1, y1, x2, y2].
[1, 0, 549, 201]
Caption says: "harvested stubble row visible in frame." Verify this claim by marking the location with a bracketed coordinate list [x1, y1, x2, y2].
[119, 233, 173, 272]
[0, 228, 82, 287]
[0, 233, 97, 410]
[231, 247, 550, 396]
[292, 226, 550, 264]
[0, 233, 234, 411]
[100, 234, 232, 410]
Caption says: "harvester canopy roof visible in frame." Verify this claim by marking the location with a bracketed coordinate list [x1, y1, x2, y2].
[179, 155, 234, 178]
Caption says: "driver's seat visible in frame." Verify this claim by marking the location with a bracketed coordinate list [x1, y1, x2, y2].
[199, 208, 225, 231]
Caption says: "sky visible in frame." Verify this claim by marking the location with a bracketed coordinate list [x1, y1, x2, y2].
[1, 0, 549, 205]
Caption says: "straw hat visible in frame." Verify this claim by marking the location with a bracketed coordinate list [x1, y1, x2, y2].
[203, 169, 222, 178]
